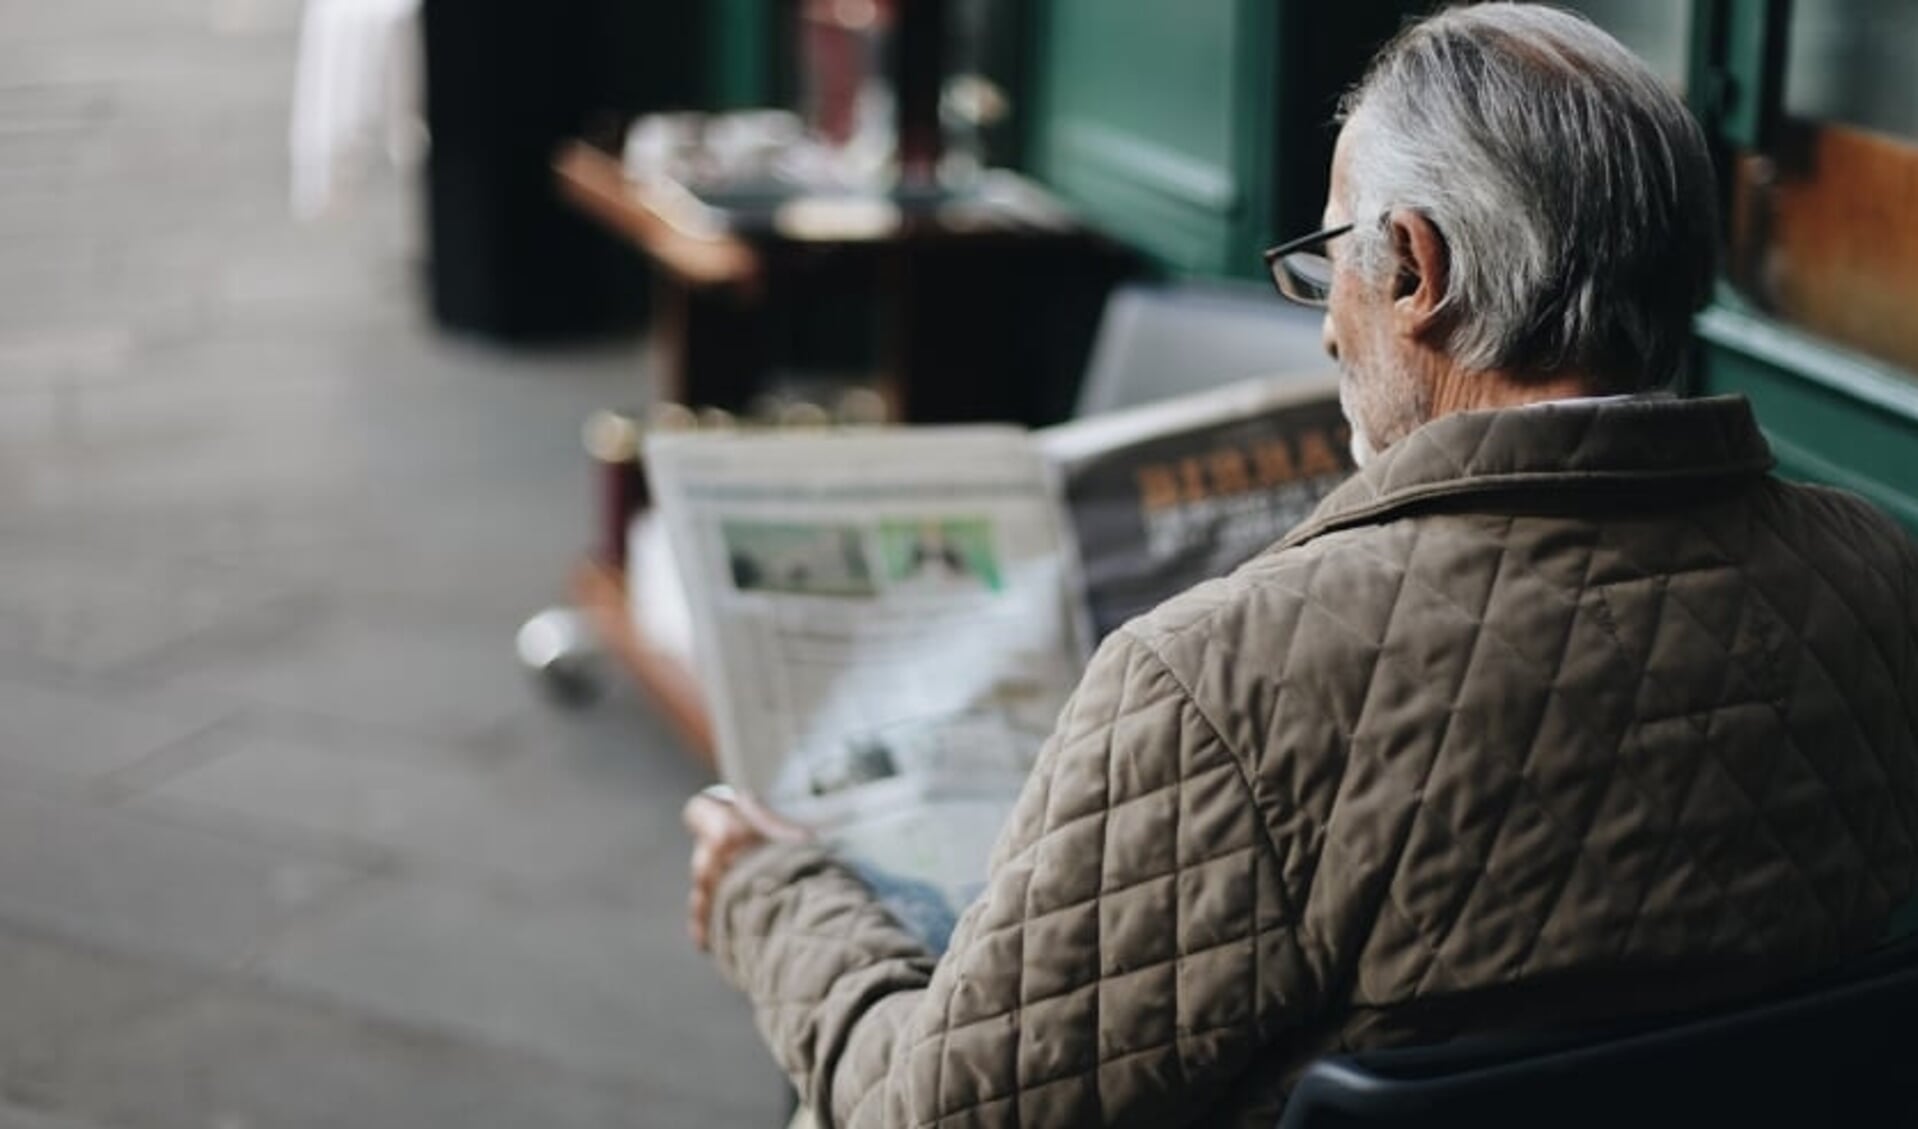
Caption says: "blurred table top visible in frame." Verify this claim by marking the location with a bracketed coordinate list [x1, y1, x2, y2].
[554, 143, 761, 289]
[553, 141, 1091, 292]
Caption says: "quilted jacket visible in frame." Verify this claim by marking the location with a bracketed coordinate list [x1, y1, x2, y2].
[711, 394, 1918, 1128]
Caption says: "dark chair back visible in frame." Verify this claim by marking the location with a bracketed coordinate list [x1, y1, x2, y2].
[1277, 946, 1918, 1129]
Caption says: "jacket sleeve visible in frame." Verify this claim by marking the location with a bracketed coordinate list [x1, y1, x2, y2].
[708, 627, 1312, 1127]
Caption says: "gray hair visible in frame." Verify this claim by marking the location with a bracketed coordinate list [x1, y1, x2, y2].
[1340, 4, 1717, 390]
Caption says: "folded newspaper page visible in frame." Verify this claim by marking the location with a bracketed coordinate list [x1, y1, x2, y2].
[1040, 374, 1352, 640]
[646, 427, 1086, 950]
[643, 378, 1354, 950]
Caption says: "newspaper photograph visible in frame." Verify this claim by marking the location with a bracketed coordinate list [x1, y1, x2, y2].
[646, 427, 1085, 949]
[1040, 374, 1353, 640]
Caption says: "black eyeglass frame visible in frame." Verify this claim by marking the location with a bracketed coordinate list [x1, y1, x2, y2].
[1261, 221, 1355, 308]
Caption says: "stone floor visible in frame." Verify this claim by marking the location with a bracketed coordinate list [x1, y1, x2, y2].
[0, 0, 790, 1124]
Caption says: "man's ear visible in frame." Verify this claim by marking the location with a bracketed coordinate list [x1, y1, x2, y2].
[1387, 208, 1449, 342]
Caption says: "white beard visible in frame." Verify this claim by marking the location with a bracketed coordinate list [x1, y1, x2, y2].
[1338, 378, 1377, 467]
[1337, 346, 1427, 469]
[1348, 426, 1376, 468]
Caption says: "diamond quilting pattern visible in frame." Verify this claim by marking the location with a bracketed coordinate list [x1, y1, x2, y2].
[710, 398, 1918, 1129]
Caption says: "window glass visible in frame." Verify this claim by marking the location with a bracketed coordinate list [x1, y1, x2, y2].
[1724, 0, 1918, 378]
[1784, 0, 1918, 141]
[1562, 0, 1691, 90]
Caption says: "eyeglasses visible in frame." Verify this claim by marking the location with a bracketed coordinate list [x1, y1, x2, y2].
[1262, 222, 1354, 308]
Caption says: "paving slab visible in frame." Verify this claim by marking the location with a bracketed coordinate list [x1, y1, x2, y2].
[0, 0, 785, 1121]
[0, 921, 778, 1129]
[255, 871, 787, 1117]
[146, 608, 541, 743]
[129, 706, 687, 891]
[0, 788, 371, 971]
[0, 674, 216, 781]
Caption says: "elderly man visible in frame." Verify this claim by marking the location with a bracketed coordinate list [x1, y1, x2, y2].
[683, 6, 1918, 1126]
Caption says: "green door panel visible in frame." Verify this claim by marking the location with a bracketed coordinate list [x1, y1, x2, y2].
[1042, 2, 1240, 175]
[1024, 2, 1422, 279]
[708, 0, 778, 109]
[1030, 0, 1274, 277]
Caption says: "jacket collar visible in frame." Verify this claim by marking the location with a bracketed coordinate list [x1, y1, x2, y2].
[1279, 394, 1775, 550]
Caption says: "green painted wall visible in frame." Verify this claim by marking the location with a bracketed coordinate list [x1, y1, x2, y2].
[1028, 0, 1274, 277]
[1024, 1, 1414, 279]
[708, 0, 779, 110]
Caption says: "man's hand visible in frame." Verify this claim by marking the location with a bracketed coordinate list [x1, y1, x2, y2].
[682, 785, 810, 951]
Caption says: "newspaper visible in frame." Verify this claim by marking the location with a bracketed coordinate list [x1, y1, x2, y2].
[644, 376, 1352, 950]
[1040, 374, 1350, 640]
[646, 427, 1085, 949]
